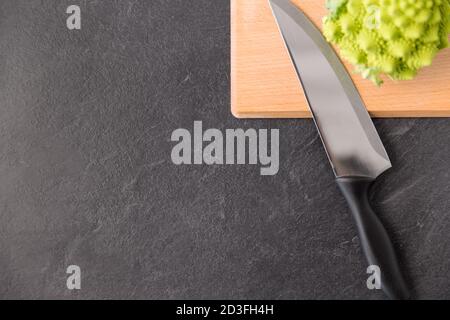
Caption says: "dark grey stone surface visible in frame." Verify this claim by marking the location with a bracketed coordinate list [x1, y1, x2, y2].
[0, 0, 449, 300]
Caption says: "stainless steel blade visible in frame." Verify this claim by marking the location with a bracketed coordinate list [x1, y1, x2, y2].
[269, 0, 392, 179]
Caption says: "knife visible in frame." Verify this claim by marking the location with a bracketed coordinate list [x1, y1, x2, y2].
[269, 0, 410, 300]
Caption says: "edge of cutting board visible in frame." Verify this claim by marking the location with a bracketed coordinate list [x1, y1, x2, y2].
[231, 0, 450, 119]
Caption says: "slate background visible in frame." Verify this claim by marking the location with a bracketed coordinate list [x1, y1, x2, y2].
[0, 0, 449, 300]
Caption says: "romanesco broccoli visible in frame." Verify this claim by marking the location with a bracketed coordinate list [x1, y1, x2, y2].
[323, 0, 450, 85]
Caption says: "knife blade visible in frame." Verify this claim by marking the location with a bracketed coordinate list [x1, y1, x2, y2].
[269, 0, 410, 299]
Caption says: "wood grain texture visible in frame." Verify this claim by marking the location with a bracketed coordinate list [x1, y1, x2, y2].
[231, 0, 450, 118]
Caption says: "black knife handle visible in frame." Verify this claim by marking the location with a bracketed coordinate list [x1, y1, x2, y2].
[336, 177, 410, 300]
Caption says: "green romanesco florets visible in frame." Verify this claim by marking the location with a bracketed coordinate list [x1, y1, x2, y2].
[323, 0, 450, 85]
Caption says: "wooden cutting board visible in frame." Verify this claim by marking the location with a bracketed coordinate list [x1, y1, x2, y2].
[231, 0, 450, 118]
